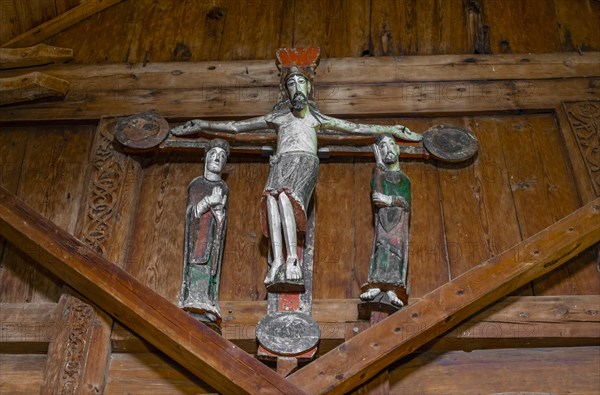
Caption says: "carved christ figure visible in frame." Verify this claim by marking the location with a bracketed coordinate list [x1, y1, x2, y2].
[360, 134, 411, 308]
[171, 48, 422, 289]
[179, 139, 230, 324]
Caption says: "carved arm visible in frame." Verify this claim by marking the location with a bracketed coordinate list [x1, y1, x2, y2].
[372, 192, 409, 210]
[171, 115, 271, 136]
[321, 115, 422, 142]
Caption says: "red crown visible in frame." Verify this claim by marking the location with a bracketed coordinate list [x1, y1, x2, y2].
[276, 47, 320, 69]
[276, 48, 320, 82]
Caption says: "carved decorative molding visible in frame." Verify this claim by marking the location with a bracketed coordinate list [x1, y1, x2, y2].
[79, 122, 127, 255]
[564, 101, 600, 195]
[58, 296, 95, 394]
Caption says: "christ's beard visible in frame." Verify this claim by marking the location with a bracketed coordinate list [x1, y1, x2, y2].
[291, 93, 308, 112]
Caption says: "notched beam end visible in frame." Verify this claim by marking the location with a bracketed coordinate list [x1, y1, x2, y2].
[0, 72, 70, 106]
[0, 44, 73, 70]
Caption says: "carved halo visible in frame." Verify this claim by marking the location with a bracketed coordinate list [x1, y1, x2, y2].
[115, 112, 170, 150]
[423, 124, 479, 162]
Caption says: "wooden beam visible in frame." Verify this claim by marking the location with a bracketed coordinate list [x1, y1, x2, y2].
[0, 52, 597, 122]
[0, 44, 73, 69]
[1, 0, 124, 48]
[0, 78, 596, 122]
[0, 52, 597, 84]
[0, 186, 306, 395]
[0, 302, 56, 353]
[0, 72, 70, 106]
[4, 295, 597, 353]
[288, 198, 600, 394]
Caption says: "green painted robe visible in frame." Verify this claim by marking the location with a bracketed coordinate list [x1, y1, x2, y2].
[364, 166, 411, 301]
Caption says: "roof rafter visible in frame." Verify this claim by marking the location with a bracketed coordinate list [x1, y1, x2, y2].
[2, 0, 124, 48]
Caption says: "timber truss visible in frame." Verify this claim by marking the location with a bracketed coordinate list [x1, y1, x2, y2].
[1, 51, 599, 394]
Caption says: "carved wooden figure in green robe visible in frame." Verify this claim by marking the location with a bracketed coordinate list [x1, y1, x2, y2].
[179, 139, 230, 325]
[359, 134, 410, 317]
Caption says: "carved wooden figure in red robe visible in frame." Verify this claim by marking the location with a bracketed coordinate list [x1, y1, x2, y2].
[179, 139, 230, 325]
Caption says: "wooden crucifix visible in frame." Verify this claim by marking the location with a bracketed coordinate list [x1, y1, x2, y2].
[114, 47, 478, 375]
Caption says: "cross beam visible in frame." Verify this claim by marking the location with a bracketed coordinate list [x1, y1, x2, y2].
[0, 186, 306, 395]
[287, 198, 600, 394]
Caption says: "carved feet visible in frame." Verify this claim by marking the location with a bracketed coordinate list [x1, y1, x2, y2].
[360, 288, 404, 307]
[264, 258, 283, 285]
[358, 287, 406, 320]
[264, 256, 305, 292]
[181, 301, 222, 326]
[285, 256, 302, 280]
[360, 287, 381, 300]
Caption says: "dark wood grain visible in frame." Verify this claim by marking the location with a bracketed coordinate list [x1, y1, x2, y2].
[484, 0, 561, 53]
[0, 127, 93, 304]
[388, 347, 600, 394]
[438, 116, 521, 280]
[314, 160, 356, 299]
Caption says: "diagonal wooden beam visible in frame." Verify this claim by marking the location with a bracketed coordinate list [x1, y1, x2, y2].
[0, 186, 306, 395]
[2, 0, 123, 48]
[288, 198, 600, 394]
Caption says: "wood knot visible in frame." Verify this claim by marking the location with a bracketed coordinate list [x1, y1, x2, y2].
[207, 7, 225, 20]
[555, 305, 569, 316]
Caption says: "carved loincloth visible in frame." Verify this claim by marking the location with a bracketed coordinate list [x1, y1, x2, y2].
[260, 152, 319, 236]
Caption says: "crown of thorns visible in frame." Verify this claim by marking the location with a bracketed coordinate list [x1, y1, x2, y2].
[276, 48, 320, 85]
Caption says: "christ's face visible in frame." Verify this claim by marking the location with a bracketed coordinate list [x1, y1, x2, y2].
[206, 147, 227, 174]
[378, 136, 399, 164]
[286, 75, 310, 112]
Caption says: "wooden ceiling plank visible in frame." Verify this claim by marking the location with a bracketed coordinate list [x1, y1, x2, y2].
[287, 198, 600, 394]
[2, 0, 124, 48]
[0, 186, 306, 395]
